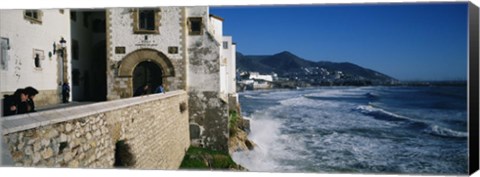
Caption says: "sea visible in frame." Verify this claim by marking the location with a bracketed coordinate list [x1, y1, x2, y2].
[232, 86, 468, 175]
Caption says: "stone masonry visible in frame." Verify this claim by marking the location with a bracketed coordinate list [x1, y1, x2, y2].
[1, 90, 190, 169]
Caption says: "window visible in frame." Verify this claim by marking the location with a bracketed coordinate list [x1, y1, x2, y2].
[72, 40, 79, 60]
[0, 38, 9, 70]
[33, 49, 44, 69]
[34, 54, 41, 68]
[188, 17, 203, 35]
[139, 10, 155, 30]
[133, 9, 159, 34]
[24, 10, 42, 24]
[223, 41, 228, 49]
[70, 11, 77, 21]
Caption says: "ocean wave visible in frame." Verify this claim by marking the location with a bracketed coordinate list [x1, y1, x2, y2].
[279, 96, 344, 109]
[364, 92, 380, 99]
[243, 95, 263, 99]
[355, 105, 412, 122]
[305, 89, 361, 98]
[355, 105, 467, 138]
[303, 89, 380, 102]
[424, 125, 468, 138]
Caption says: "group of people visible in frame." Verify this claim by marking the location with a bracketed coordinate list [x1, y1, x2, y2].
[133, 83, 165, 97]
[2, 86, 39, 117]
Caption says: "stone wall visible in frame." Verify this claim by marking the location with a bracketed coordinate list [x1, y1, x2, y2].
[186, 7, 229, 152]
[1, 90, 190, 169]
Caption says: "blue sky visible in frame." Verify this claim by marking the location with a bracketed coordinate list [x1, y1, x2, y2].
[210, 3, 468, 81]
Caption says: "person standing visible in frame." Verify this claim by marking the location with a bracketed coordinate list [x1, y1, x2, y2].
[133, 84, 150, 97]
[24, 86, 39, 112]
[62, 82, 70, 103]
[155, 84, 165, 94]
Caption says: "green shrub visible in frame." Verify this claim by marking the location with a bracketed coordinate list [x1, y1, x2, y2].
[229, 110, 239, 136]
[179, 146, 240, 170]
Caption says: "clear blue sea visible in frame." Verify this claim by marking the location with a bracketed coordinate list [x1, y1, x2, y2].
[233, 86, 468, 174]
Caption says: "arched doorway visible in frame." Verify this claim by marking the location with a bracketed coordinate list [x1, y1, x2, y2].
[117, 49, 176, 98]
[132, 61, 163, 94]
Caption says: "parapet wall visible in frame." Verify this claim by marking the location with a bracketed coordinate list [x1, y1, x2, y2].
[1, 90, 190, 169]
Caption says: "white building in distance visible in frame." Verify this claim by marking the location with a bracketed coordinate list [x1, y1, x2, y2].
[249, 72, 273, 82]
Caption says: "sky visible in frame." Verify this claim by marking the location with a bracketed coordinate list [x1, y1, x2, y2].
[210, 3, 469, 81]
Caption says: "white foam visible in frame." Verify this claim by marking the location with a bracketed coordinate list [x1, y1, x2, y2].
[231, 115, 282, 171]
[304, 87, 373, 98]
[356, 105, 411, 121]
[425, 125, 468, 138]
[231, 112, 308, 172]
[243, 95, 262, 99]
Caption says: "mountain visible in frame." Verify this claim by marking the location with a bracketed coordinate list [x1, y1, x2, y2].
[236, 52, 272, 73]
[236, 51, 397, 85]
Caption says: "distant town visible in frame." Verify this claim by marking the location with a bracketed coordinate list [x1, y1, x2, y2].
[235, 51, 467, 91]
[236, 70, 467, 91]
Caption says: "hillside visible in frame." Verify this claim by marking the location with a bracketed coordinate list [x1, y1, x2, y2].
[236, 51, 397, 86]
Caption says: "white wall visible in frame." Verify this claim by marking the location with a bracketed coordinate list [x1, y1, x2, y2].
[0, 9, 71, 93]
[209, 16, 223, 45]
[230, 43, 236, 93]
[222, 36, 236, 94]
[209, 14, 226, 100]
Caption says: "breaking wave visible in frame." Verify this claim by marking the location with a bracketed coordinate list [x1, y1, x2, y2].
[236, 86, 468, 174]
[424, 125, 468, 138]
[355, 105, 467, 138]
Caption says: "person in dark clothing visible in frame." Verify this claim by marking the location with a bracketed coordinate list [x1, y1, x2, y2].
[2, 89, 29, 116]
[24, 86, 39, 112]
[133, 84, 150, 97]
[2, 94, 17, 116]
[16, 90, 30, 114]
[62, 82, 70, 103]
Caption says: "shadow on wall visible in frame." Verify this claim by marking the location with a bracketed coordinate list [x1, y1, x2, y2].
[114, 140, 136, 167]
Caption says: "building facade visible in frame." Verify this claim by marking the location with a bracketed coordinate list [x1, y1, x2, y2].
[1, 6, 236, 152]
[0, 9, 72, 107]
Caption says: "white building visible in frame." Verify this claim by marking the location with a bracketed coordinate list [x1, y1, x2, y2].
[249, 72, 273, 82]
[0, 9, 72, 106]
[210, 15, 237, 102]
[222, 36, 236, 95]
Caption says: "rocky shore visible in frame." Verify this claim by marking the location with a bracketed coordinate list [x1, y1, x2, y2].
[227, 105, 255, 155]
